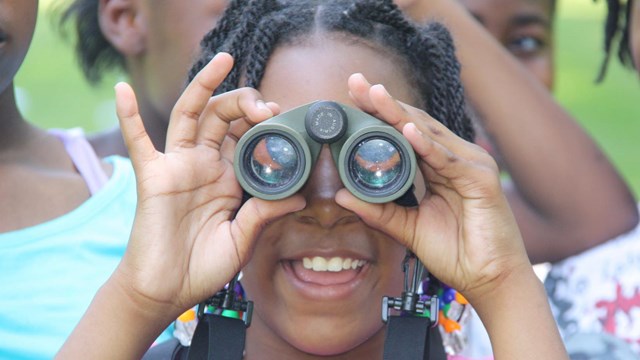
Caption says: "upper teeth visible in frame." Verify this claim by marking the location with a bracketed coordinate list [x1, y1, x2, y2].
[302, 256, 366, 272]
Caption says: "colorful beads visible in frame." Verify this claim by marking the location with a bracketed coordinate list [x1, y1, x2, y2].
[439, 310, 462, 333]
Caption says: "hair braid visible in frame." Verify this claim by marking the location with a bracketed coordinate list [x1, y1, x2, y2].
[597, 0, 634, 82]
[344, 0, 473, 141]
[348, 0, 416, 37]
[187, 0, 252, 84]
[244, 13, 298, 90]
[188, 0, 473, 143]
[415, 24, 473, 142]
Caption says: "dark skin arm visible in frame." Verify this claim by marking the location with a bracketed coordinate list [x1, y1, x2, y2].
[397, 0, 638, 263]
[57, 53, 567, 360]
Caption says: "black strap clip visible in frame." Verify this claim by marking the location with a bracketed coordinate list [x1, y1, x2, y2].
[381, 252, 438, 325]
[196, 273, 253, 326]
[187, 273, 252, 360]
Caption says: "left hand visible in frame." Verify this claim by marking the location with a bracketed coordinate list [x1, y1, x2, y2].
[336, 73, 531, 303]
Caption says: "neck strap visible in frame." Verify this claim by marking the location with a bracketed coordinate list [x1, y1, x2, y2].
[188, 273, 252, 360]
[382, 252, 441, 360]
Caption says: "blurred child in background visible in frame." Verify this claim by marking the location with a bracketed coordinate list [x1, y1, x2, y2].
[537, 0, 640, 357]
[0, 1, 170, 358]
[404, 0, 640, 358]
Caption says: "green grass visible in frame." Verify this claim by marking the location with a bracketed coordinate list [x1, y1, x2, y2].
[13, 0, 640, 197]
[554, 0, 640, 198]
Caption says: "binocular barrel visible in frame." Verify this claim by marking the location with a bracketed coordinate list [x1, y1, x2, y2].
[234, 101, 417, 203]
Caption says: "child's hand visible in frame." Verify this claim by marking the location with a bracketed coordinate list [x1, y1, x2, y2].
[338, 73, 531, 304]
[113, 53, 305, 317]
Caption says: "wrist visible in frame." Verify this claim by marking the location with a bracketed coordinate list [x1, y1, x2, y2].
[109, 264, 184, 331]
[57, 267, 184, 359]
[464, 261, 539, 318]
[464, 264, 568, 358]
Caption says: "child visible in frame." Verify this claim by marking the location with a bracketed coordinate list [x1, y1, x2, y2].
[56, 1, 568, 359]
[401, 1, 640, 357]
[0, 1, 171, 358]
[534, 0, 640, 356]
[397, 0, 637, 264]
[58, 0, 230, 157]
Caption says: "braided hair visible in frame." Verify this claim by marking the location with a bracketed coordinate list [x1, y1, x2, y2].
[58, 0, 124, 84]
[188, 0, 474, 142]
[597, 0, 634, 82]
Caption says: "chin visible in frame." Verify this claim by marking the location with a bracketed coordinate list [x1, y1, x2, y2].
[282, 318, 384, 357]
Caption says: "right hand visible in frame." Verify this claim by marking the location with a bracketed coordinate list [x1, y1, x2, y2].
[113, 52, 305, 317]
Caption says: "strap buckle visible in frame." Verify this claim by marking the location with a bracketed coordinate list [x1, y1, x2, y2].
[197, 273, 253, 326]
[381, 251, 438, 326]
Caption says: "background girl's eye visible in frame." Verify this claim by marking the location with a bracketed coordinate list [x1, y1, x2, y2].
[508, 36, 545, 58]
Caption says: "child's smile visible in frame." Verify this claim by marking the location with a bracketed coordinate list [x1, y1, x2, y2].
[280, 238, 376, 300]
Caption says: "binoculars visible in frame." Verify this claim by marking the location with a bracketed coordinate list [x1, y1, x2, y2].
[234, 101, 417, 203]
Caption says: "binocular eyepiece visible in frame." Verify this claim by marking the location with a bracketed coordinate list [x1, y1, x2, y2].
[234, 101, 417, 203]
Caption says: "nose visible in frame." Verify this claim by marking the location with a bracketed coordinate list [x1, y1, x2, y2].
[296, 146, 359, 228]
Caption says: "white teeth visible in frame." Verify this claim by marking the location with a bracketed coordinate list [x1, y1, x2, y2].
[327, 257, 343, 271]
[312, 257, 327, 271]
[343, 258, 352, 269]
[302, 256, 367, 272]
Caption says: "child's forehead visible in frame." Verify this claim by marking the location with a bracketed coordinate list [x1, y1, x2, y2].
[257, 37, 419, 112]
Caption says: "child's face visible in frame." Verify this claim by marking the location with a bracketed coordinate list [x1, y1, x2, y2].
[459, 0, 555, 89]
[239, 37, 418, 357]
[122, 0, 228, 122]
[0, 0, 38, 95]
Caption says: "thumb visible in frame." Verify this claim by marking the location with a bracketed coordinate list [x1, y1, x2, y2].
[335, 189, 417, 250]
[231, 196, 307, 254]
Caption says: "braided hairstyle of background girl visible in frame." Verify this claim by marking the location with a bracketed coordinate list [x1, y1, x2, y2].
[597, 0, 634, 82]
[187, 0, 474, 142]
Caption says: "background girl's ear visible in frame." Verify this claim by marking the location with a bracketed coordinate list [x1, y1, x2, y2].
[98, 0, 146, 56]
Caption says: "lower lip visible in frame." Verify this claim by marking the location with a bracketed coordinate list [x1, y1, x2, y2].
[281, 260, 370, 300]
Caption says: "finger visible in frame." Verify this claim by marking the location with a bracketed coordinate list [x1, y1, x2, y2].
[196, 88, 274, 150]
[225, 102, 280, 145]
[348, 75, 457, 148]
[347, 73, 380, 116]
[403, 123, 500, 199]
[166, 52, 234, 150]
[115, 82, 158, 169]
[231, 196, 307, 256]
[219, 102, 281, 162]
[367, 84, 483, 159]
[335, 189, 417, 250]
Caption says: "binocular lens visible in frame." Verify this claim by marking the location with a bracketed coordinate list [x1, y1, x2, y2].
[245, 134, 301, 191]
[349, 137, 404, 191]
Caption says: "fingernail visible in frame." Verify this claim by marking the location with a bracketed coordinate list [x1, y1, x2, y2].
[379, 84, 391, 97]
[409, 122, 422, 135]
[256, 100, 269, 111]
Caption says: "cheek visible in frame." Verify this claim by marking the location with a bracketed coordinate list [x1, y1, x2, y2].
[520, 56, 554, 90]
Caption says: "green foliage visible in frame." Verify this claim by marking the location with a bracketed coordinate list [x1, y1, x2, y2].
[554, 0, 640, 197]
